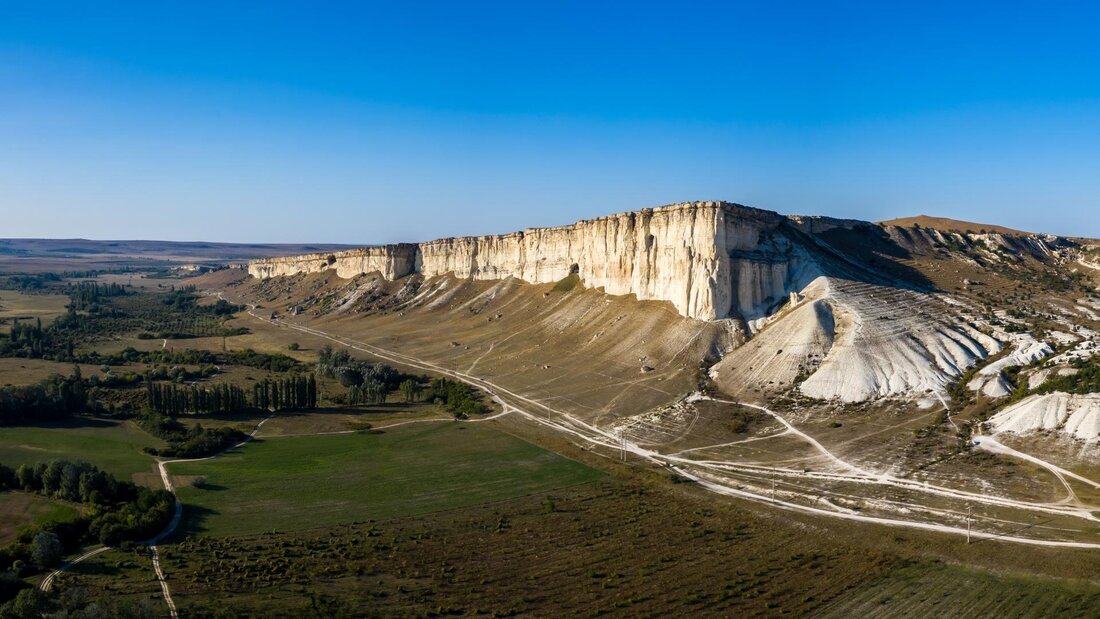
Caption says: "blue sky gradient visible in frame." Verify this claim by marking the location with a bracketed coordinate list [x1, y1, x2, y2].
[3, 1, 1099, 242]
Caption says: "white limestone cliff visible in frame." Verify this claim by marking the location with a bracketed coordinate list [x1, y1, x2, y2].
[248, 201, 809, 322]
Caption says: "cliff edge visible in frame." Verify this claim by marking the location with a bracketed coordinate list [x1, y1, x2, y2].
[247, 201, 852, 322]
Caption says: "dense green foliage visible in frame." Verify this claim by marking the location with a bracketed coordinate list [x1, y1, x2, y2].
[1034, 355, 1100, 395]
[141, 416, 248, 459]
[0, 369, 93, 426]
[146, 382, 249, 416]
[0, 459, 174, 561]
[426, 378, 487, 419]
[316, 346, 400, 390]
[65, 281, 129, 312]
[0, 273, 62, 290]
[0, 287, 248, 362]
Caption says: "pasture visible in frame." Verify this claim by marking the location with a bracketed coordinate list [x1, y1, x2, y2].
[0, 419, 164, 485]
[0, 492, 80, 545]
[0, 290, 70, 332]
[170, 421, 603, 537]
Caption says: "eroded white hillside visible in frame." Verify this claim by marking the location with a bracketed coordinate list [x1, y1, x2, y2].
[990, 393, 1100, 441]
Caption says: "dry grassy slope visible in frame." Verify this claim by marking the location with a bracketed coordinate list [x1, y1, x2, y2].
[879, 215, 1030, 235]
[713, 214, 1100, 404]
[230, 271, 728, 424]
[211, 212, 1098, 414]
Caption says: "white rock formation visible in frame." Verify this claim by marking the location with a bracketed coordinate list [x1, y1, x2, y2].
[710, 275, 1003, 402]
[247, 244, 419, 281]
[990, 393, 1100, 442]
[967, 334, 1052, 398]
[249, 201, 820, 322]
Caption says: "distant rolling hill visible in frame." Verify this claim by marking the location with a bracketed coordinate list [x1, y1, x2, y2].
[879, 214, 1030, 235]
[0, 238, 358, 260]
[0, 238, 361, 274]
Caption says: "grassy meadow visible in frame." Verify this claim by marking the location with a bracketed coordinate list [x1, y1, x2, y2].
[0, 419, 164, 485]
[0, 492, 81, 545]
[170, 421, 604, 537]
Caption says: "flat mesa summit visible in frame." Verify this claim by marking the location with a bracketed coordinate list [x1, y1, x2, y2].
[248, 199, 1080, 403]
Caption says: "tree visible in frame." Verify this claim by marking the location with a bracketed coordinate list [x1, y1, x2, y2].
[287, 342, 300, 351]
[399, 379, 421, 403]
[31, 531, 63, 568]
[336, 366, 364, 388]
[3, 588, 46, 619]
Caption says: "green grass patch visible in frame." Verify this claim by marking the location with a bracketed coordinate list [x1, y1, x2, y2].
[0, 491, 81, 545]
[171, 422, 604, 537]
[551, 272, 582, 292]
[0, 419, 164, 483]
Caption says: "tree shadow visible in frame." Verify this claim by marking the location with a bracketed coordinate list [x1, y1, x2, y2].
[171, 504, 220, 540]
[14, 416, 118, 430]
[193, 483, 228, 491]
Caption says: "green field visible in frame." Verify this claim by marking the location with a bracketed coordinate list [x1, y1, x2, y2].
[0, 491, 81, 545]
[171, 422, 604, 537]
[0, 419, 164, 484]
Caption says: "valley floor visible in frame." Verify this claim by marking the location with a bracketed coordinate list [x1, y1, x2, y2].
[22, 270, 1100, 616]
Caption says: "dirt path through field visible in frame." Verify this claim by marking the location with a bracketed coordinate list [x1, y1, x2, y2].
[217, 289, 1100, 549]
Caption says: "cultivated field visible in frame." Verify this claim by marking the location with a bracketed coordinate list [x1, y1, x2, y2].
[0, 492, 80, 545]
[0, 290, 70, 332]
[0, 419, 164, 485]
[170, 422, 604, 537]
[58, 463, 1100, 618]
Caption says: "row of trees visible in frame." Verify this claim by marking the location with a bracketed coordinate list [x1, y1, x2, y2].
[251, 375, 318, 411]
[0, 369, 89, 425]
[146, 382, 249, 416]
[346, 380, 388, 405]
[0, 460, 132, 506]
[145, 375, 319, 415]
[66, 281, 128, 311]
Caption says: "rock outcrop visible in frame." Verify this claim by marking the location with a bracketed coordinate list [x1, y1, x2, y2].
[249, 201, 818, 322]
[248, 244, 418, 280]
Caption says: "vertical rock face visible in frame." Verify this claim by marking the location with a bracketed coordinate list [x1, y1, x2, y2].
[247, 201, 813, 322]
[248, 244, 418, 281]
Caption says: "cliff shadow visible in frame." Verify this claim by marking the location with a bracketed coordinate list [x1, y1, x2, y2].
[805, 224, 939, 292]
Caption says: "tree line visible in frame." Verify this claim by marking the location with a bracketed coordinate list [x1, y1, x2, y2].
[145, 375, 318, 416]
[140, 415, 248, 459]
[65, 280, 129, 311]
[0, 459, 175, 568]
[0, 369, 91, 425]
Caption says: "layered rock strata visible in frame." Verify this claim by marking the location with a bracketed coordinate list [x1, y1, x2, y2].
[248, 201, 823, 321]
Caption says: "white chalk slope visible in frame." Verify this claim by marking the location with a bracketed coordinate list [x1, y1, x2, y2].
[989, 392, 1100, 442]
[713, 275, 1003, 402]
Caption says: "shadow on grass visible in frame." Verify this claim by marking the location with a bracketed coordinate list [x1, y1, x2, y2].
[170, 504, 220, 541]
[10, 416, 118, 430]
[193, 483, 228, 491]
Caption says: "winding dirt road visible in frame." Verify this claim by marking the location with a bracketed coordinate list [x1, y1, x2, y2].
[225, 291, 1100, 549]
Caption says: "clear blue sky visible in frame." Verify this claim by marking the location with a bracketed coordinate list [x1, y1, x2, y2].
[3, 1, 1099, 242]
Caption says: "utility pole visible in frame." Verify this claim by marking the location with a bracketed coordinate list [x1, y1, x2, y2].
[771, 472, 776, 504]
[966, 503, 972, 544]
[619, 430, 626, 461]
